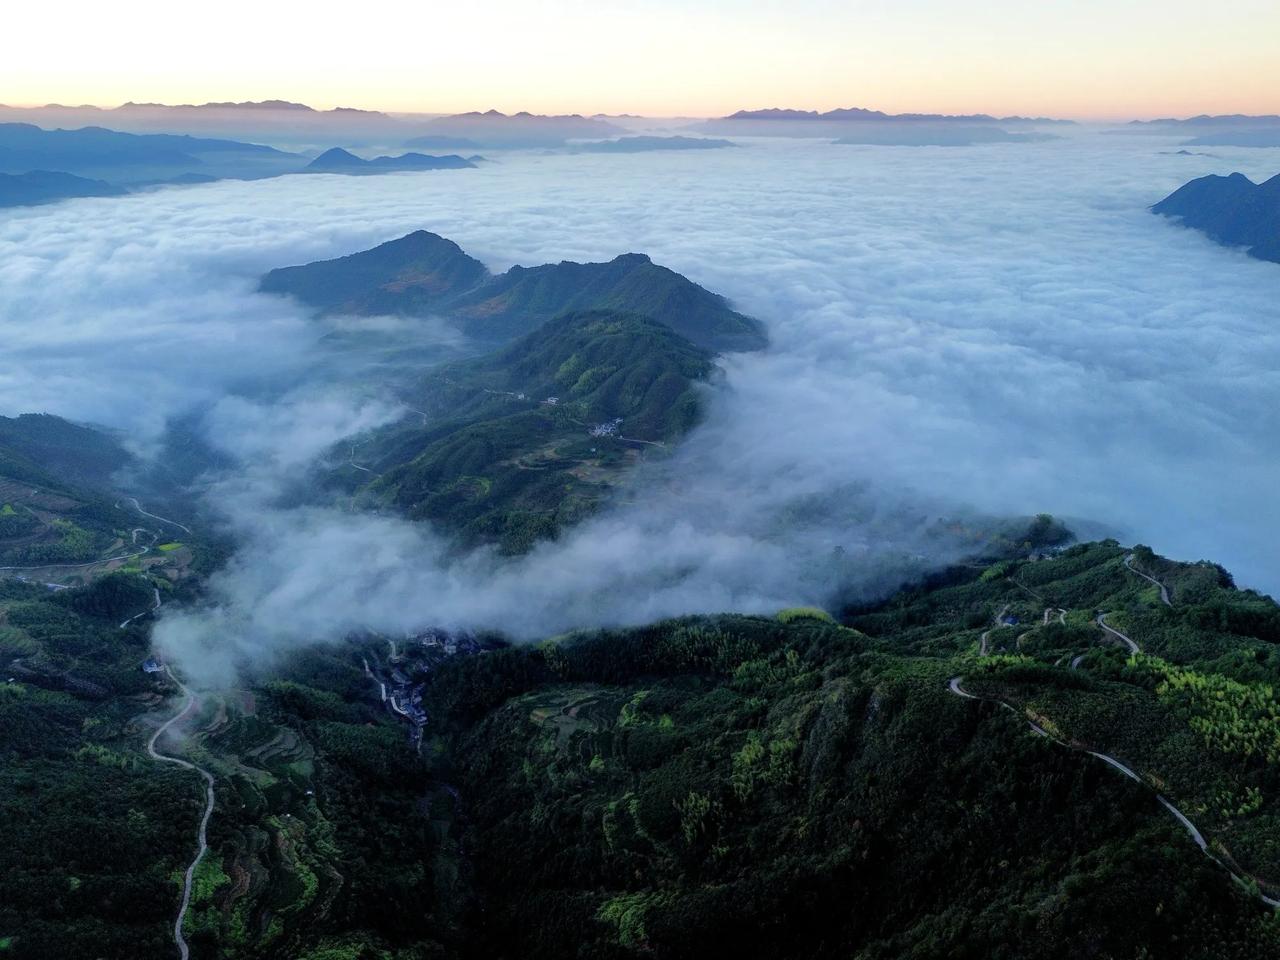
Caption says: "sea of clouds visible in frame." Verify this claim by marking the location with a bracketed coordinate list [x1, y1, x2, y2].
[1, 129, 1278, 682]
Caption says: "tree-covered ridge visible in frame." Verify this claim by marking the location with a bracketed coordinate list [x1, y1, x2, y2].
[410, 539, 1280, 958]
[7, 538, 1280, 958]
[337, 310, 713, 554]
[259, 231, 767, 354]
[0, 412, 133, 490]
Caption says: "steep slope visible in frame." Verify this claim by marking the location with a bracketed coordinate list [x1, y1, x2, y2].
[0, 413, 133, 489]
[1152, 171, 1280, 264]
[261, 232, 768, 353]
[259, 230, 492, 317]
[345, 310, 713, 553]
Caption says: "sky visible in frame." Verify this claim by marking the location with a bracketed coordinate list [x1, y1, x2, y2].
[4, 0, 1280, 120]
[2, 129, 1278, 683]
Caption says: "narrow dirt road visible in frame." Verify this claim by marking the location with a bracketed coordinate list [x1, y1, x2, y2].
[147, 668, 216, 960]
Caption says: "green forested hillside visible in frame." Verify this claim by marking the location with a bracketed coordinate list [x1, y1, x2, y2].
[0, 574, 198, 959]
[337, 310, 714, 553]
[0, 412, 133, 490]
[7, 536, 1280, 959]
[410, 542, 1280, 958]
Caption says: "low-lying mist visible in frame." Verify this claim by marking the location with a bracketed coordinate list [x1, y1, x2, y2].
[2, 129, 1278, 684]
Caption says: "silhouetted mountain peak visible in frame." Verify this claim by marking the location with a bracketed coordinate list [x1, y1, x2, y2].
[307, 147, 364, 168]
[260, 232, 766, 353]
[1153, 170, 1280, 264]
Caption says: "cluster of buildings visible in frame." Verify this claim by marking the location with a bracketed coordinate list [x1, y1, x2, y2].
[589, 417, 624, 438]
[364, 628, 485, 746]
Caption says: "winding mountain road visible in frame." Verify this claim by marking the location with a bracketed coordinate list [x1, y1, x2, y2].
[979, 604, 1010, 656]
[120, 587, 163, 629]
[1124, 554, 1171, 606]
[1096, 613, 1140, 654]
[120, 497, 192, 536]
[945, 675, 1279, 908]
[147, 667, 216, 960]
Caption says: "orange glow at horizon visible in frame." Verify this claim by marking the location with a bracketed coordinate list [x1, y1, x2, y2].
[3, 1, 1278, 123]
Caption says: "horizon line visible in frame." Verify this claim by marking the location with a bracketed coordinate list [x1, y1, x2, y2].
[3, 98, 1279, 126]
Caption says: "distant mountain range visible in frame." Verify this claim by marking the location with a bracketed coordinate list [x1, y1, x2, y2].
[724, 107, 1071, 124]
[0, 121, 301, 186]
[0, 122, 486, 209]
[1118, 115, 1280, 148]
[1152, 171, 1280, 264]
[1128, 114, 1280, 128]
[0, 170, 124, 208]
[571, 136, 736, 153]
[691, 106, 1068, 142]
[0, 100, 410, 147]
[259, 230, 767, 352]
[403, 110, 630, 149]
[303, 147, 477, 175]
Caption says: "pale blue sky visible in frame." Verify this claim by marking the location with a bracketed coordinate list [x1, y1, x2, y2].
[5, 0, 1278, 118]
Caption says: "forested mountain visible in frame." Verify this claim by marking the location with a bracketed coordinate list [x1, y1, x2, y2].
[335, 309, 714, 553]
[260, 231, 768, 352]
[1153, 172, 1280, 263]
[259, 230, 491, 317]
[423, 540, 1280, 958]
[0, 413, 133, 488]
[8, 534, 1280, 958]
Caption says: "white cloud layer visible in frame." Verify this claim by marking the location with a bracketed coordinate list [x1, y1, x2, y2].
[1, 130, 1279, 682]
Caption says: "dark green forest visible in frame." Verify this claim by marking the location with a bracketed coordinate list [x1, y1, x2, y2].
[6, 538, 1280, 959]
